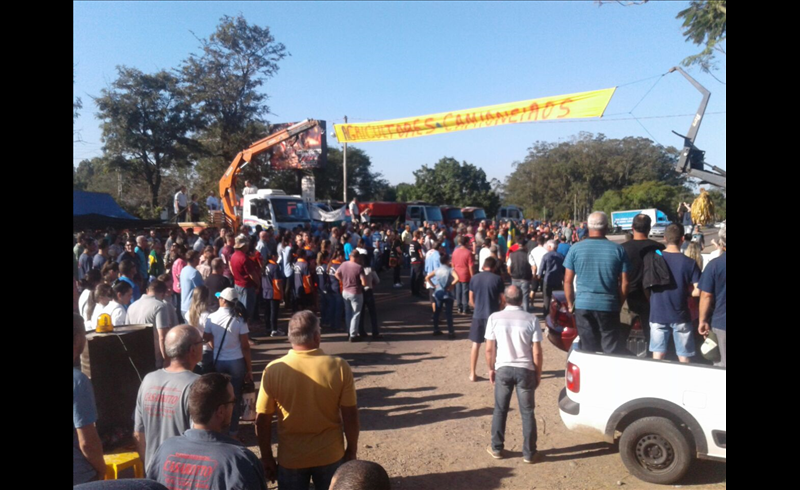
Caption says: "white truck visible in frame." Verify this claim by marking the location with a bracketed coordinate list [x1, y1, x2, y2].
[241, 189, 312, 234]
[610, 208, 670, 232]
[558, 340, 726, 484]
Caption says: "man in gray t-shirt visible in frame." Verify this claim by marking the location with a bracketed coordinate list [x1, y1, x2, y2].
[135, 325, 203, 470]
[128, 281, 173, 369]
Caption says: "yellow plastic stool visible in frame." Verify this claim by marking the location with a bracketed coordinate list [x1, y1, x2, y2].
[104, 452, 144, 480]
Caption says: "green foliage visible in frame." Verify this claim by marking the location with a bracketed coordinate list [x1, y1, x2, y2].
[398, 157, 501, 216]
[705, 189, 726, 221]
[594, 181, 694, 222]
[677, 0, 726, 73]
[94, 66, 203, 209]
[181, 14, 288, 193]
[504, 133, 684, 221]
[74, 157, 194, 219]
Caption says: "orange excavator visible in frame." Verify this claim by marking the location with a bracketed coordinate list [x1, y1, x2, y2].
[218, 119, 322, 230]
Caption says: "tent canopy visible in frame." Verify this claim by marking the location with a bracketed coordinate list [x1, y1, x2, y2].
[73, 190, 161, 230]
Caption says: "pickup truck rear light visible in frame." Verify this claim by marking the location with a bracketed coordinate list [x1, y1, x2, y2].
[566, 362, 580, 393]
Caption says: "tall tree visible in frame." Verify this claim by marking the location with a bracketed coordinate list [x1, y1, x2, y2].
[74, 70, 82, 142]
[181, 14, 288, 193]
[504, 133, 683, 221]
[94, 66, 202, 209]
[399, 157, 501, 216]
[677, 0, 726, 74]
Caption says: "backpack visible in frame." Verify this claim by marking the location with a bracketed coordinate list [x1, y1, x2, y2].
[642, 249, 671, 290]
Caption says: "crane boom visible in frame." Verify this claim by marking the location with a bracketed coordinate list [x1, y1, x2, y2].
[219, 119, 321, 230]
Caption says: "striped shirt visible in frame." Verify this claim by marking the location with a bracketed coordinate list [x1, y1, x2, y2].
[563, 237, 630, 312]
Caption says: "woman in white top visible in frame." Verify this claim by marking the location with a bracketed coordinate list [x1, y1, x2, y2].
[78, 270, 102, 330]
[203, 287, 252, 436]
[105, 281, 133, 326]
[186, 285, 212, 373]
[88, 284, 113, 331]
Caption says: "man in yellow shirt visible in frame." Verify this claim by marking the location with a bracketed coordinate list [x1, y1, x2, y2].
[256, 310, 360, 490]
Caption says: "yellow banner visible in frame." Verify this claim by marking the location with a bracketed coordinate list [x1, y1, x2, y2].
[334, 87, 616, 143]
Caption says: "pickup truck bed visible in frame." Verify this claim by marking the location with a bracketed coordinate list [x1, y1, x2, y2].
[559, 339, 726, 484]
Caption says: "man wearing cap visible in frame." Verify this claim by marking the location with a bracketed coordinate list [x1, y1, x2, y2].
[230, 235, 260, 330]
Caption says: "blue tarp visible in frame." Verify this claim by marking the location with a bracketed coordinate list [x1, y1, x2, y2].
[73, 191, 138, 219]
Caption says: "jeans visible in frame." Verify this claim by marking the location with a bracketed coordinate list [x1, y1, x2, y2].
[650, 322, 696, 357]
[330, 293, 344, 331]
[278, 458, 344, 490]
[215, 357, 246, 435]
[511, 279, 531, 312]
[264, 299, 280, 333]
[433, 292, 454, 335]
[575, 309, 623, 354]
[234, 286, 256, 323]
[713, 328, 726, 368]
[542, 282, 563, 317]
[342, 291, 364, 337]
[491, 367, 538, 460]
[456, 281, 470, 311]
[410, 263, 424, 296]
[358, 289, 379, 336]
[319, 292, 333, 326]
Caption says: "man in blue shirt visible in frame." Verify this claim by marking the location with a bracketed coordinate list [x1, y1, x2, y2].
[699, 222, 726, 367]
[180, 250, 205, 317]
[564, 212, 630, 354]
[73, 315, 105, 485]
[147, 373, 267, 490]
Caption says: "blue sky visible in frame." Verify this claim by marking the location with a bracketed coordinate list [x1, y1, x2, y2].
[73, 1, 726, 187]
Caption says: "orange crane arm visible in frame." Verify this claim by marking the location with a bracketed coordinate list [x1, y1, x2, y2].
[218, 119, 320, 230]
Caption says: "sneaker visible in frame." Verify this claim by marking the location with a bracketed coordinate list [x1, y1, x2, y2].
[523, 452, 544, 464]
[372, 333, 383, 340]
[486, 446, 504, 459]
[457, 308, 464, 315]
[349, 335, 362, 343]
[393, 283, 403, 288]
[433, 330, 444, 336]
[448, 333, 456, 340]
[270, 329, 286, 337]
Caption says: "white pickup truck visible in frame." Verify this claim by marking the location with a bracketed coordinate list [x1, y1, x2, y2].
[558, 339, 726, 484]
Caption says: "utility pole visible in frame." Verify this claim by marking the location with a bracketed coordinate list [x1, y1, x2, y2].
[343, 115, 348, 203]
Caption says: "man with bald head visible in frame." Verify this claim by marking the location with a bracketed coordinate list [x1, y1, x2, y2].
[484, 285, 544, 464]
[134, 324, 203, 470]
[563, 211, 631, 354]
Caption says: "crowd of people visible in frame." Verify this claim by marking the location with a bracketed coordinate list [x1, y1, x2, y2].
[73, 207, 726, 489]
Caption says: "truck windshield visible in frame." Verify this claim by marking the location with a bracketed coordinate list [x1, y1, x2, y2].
[272, 199, 310, 222]
[425, 206, 443, 222]
[473, 209, 487, 220]
[445, 208, 464, 220]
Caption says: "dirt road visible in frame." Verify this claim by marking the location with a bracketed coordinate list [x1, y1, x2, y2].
[242, 267, 726, 490]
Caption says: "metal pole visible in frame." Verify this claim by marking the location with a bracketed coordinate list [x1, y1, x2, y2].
[343, 115, 348, 203]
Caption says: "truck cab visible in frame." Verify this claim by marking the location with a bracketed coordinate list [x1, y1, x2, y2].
[497, 205, 524, 224]
[405, 202, 443, 229]
[242, 189, 311, 234]
[461, 207, 487, 223]
[441, 206, 464, 225]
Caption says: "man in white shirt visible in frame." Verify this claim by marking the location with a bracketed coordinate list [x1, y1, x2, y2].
[484, 285, 543, 464]
[242, 180, 259, 196]
[349, 197, 359, 224]
[174, 186, 188, 222]
[527, 235, 548, 310]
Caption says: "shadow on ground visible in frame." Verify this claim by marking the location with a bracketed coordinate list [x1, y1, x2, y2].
[392, 466, 515, 490]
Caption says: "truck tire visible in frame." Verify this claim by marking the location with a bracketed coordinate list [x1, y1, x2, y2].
[619, 416, 692, 485]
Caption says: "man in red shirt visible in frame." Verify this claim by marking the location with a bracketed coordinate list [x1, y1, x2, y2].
[452, 236, 474, 315]
[230, 236, 260, 331]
